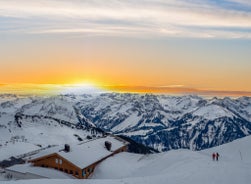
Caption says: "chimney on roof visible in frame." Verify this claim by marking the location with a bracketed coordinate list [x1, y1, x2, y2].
[64, 144, 70, 152]
[105, 141, 112, 151]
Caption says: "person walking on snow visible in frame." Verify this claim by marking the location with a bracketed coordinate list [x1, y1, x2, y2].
[212, 153, 216, 161]
[216, 152, 220, 161]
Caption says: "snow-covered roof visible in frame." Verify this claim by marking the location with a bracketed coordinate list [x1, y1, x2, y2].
[30, 136, 128, 169]
[6, 164, 74, 179]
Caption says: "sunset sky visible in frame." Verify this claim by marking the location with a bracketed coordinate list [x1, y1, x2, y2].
[0, 0, 251, 95]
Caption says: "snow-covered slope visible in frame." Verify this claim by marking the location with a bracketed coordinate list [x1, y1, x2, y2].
[92, 135, 251, 184]
[0, 95, 103, 161]
[1, 135, 251, 184]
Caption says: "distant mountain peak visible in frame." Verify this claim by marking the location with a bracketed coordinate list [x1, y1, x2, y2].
[192, 104, 234, 120]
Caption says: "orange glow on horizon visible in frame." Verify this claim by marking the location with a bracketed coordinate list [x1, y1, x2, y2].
[0, 83, 251, 97]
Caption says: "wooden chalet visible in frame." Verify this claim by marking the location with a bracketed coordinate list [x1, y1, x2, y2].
[28, 136, 128, 179]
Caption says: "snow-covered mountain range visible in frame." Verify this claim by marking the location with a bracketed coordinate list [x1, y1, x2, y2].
[75, 93, 251, 151]
[0, 93, 251, 156]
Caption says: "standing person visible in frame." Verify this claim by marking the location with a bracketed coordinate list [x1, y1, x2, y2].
[216, 152, 220, 161]
[212, 153, 216, 161]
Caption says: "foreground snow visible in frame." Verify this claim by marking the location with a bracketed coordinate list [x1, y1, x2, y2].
[91, 136, 251, 184]
[1, 136, 251, 184]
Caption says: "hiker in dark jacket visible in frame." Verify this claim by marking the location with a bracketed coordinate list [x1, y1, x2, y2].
[216, 152, 220, 161]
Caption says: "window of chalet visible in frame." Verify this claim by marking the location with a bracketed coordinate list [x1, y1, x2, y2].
[59, 159, 62, 165]
[55, 158, 58, 164]
[82, 170, 85, 177]
[75, 171, 79, 176]
[87, 167, 93, 173]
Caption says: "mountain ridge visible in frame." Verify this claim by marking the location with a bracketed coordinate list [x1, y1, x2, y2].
[0, 93, 251, 154]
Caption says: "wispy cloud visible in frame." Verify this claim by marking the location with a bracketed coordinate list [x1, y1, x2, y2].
[0, 0, 251, 38]
[228, 0, 251, 6]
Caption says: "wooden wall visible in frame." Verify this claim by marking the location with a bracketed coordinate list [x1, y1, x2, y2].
[30, 153, 82, 179]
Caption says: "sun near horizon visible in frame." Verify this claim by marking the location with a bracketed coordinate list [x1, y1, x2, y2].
[0, 82, 251, 97]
